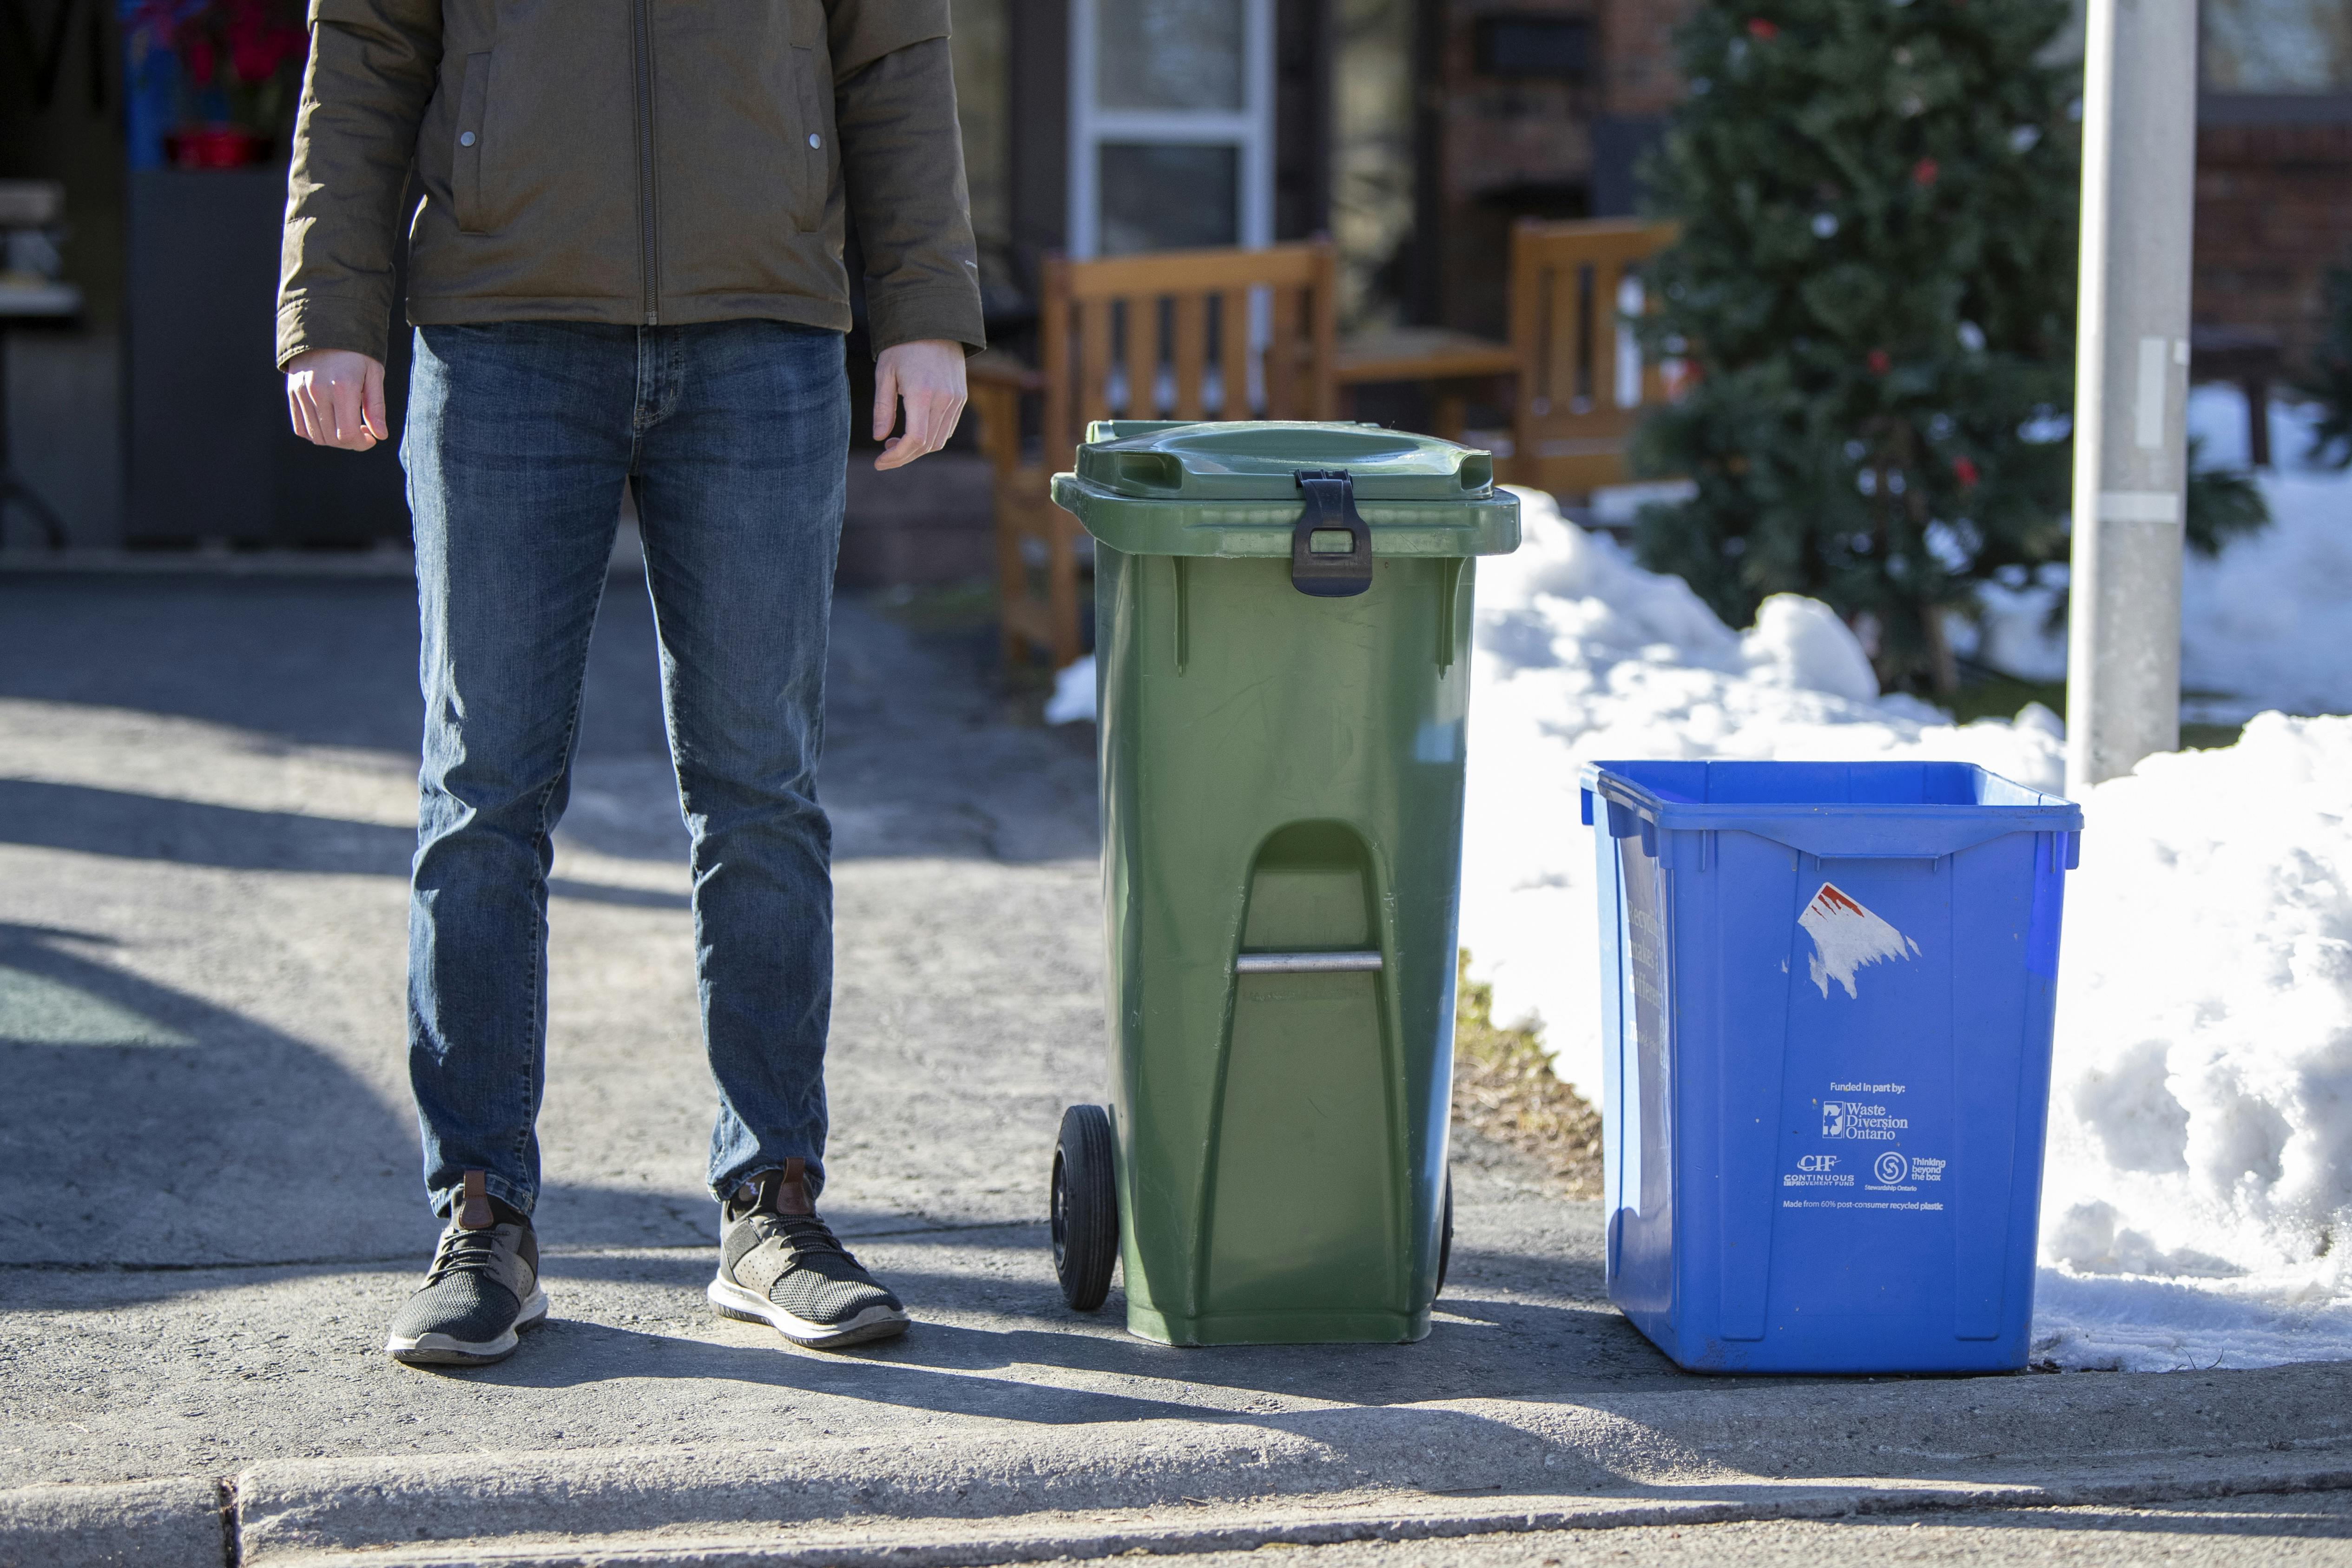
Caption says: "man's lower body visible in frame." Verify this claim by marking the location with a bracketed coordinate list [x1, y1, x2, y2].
[383, 318, 905, 1365]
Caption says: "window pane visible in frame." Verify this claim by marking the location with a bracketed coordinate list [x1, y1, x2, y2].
[1098, 143, 1240, 255]
[2203, 0, 2352, 91]
[1096, 0, 1247, 111]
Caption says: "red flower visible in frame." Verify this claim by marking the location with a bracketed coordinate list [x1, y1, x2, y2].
[230, 33, 279, 83]
[1953, 456, 1980, 488]
[1867, 348, 1892, 375]
[1912, 157, 1939, 187]
[1746, 17, 1779, 39]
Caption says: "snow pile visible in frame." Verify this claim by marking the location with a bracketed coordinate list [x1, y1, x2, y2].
[1968, 386, 2352, 719]
[1459, 487, 2065, 1100]
[1463, 488, 2352, 1371]
[2032, 712, 2352, 1370]
[1042, 657, 1097, 725]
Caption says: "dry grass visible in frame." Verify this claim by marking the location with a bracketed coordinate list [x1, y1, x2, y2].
[1451, 954, 1605, 1198]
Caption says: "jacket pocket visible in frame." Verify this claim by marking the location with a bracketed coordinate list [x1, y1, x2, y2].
[453, 51, 492, 234]
[788, 0, 829, 233]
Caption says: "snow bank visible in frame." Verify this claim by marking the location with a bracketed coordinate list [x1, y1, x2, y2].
[2033, 712, 2352, 1369]
[1460, 488, 2065, 1100]
[1969, 386, 2352, 720]
[1464, 489, 2352, 1371]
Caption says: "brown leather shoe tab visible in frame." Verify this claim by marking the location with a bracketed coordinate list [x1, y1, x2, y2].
[458, 1169, 494, 1230]
[778, 1156, 814, 1216]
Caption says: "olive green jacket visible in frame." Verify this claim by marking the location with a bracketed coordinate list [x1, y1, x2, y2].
[275, 0, 983, 368]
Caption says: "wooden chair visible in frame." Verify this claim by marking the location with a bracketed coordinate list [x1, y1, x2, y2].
[969, 240, 1340, 671]
[1333, 326, 1521, 445]
[1505, 218, 1681, 498]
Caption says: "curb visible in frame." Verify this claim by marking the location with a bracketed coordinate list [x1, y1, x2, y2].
[241, 1460, 2352, 1566]
[11, 1454, 2350, 1568]
[11, 1363, 2352, 1565]
[0, 1477, 226, 1568]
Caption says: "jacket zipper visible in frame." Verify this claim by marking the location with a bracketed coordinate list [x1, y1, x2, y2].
[630, 0, 659, 324]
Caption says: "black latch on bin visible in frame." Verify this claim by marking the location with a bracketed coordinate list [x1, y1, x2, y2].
[1291, 470, 1374, 598]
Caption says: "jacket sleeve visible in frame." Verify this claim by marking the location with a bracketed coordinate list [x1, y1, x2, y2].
[829, 24, 987, 355]
[274, 0, 442, 369]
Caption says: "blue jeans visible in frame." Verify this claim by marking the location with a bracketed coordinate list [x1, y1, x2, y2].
[402, 319, 848, 1222]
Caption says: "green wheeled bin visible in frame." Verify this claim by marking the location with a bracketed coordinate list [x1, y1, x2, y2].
[1043, 421, 1520, 1346]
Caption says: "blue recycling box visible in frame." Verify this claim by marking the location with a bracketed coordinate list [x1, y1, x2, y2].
[1582, 760, 2083, 1374]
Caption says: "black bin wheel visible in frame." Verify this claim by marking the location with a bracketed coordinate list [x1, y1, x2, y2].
[1436, 1170, 1454, 1299]
[1052, 1104, 1119, 1311]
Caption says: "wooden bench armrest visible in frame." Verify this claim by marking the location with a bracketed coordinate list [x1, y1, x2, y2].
[966, 365, 1035, 475]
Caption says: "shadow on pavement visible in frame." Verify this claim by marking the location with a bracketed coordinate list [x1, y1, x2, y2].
[0, 576, 1096, 865]
[429, 1309, 1629, 1473]
[0, 920, 422, 1269]
[0, 923, 755, 1278]
[0, 780, 688, 909]
[513, 1239, 1665, 1408]
[0, 575, 664, 757]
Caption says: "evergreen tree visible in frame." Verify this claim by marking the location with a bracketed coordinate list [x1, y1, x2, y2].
[1629, 0, 2081, 693]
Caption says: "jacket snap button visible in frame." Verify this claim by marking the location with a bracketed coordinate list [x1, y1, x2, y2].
[459, 131, 476, 147]
[807, 132, 821, 149]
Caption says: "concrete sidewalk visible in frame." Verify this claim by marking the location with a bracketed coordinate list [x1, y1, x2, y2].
[2, 570, 2348, 1567]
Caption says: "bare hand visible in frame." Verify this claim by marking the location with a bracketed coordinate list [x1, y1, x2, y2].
[285, 349, 388, 451]
[872, 339, 966, 470]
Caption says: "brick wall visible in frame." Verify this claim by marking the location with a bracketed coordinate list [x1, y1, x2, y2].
[1430, 1, 1605, 337]
[1422, 0, 1695, 332]
[1601, 0, 1693, 119]
[2194, 119, 2352, 372]
[1416, 4, 2339, 370]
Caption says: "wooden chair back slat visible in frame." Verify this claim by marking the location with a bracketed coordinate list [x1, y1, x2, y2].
[1309, 243, 1339, 419]
[1219, 286, 1252, 418]
[1506, 218, 1680, 496]
[1038, 255, 1072, 468]
[1266, 284, 1300, 418]
[1172, 293, 1208, 420]
[1124, 298, 1159, 420]
[1077, 297, 1114, 428]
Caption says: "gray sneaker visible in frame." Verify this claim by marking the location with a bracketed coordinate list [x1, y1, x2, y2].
[386, 1171, 549, 1367]
[708, 1158, 909, 1349]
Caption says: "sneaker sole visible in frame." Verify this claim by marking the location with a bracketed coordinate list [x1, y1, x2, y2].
[386, 1285, 550, 1367]
[707, 1274, 910, 1350]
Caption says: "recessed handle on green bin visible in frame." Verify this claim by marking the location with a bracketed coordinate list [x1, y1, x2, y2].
[1290, 469, 1374, 597]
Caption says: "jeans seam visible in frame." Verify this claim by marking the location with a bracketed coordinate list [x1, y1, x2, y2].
[517, 591, 600, 1198]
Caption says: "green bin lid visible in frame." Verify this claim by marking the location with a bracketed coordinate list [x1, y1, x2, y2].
[1049, 421, 1520, 560]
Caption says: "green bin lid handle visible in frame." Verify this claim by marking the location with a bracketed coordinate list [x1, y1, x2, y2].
[1291, 470, 1373, 598]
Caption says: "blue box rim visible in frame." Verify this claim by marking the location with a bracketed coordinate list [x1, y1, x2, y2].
[1580, 759, 2084, 863]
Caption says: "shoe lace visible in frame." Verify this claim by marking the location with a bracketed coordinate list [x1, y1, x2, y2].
[425, 1223, 506, 1285]
[749, 1211, 862, 1272]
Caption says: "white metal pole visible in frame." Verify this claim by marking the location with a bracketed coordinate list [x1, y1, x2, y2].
[2064, 0, 2200, 794]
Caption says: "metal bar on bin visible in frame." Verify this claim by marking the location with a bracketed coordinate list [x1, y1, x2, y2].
[1234, 950, 1385, 974]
